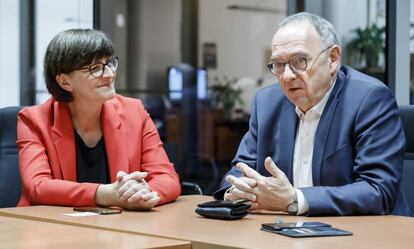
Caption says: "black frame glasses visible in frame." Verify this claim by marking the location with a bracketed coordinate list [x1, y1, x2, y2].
[76, 56, 119, 78]
[267, 47, 331, 77]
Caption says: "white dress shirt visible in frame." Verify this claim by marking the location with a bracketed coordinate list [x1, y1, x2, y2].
[293, 79, 336, 215]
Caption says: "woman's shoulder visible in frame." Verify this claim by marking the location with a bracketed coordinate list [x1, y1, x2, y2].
[106, 94, 147, 117]
[19, 97, 56, 118]
[18, 97, 60, 132]
[108, 94, 144, 108]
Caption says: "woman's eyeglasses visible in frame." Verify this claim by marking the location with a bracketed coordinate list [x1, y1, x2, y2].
[76, 57, 119, 78]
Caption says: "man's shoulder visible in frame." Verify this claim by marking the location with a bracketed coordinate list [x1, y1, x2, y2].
[251, 83, 292, 114]
[337, 65, 393, 103]
[338, 65, 396, 111]
[255, 83, 285, 99]
[340, 65, 389, 91]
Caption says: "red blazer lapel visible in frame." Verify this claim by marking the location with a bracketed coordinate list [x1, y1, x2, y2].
[51, 101, 77, 181]
[102, 101, 129, 182]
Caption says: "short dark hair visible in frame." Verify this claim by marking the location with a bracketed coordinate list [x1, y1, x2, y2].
[44, 29, 114, 102]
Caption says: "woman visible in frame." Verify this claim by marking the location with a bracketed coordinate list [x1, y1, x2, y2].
[17, 29, 181, 210]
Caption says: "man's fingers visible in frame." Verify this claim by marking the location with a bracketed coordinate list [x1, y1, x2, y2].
[232, 188, 256, 201]
[240, 177, 257, 187]
[236, 162, 264, 181]
[224, 187, 239, 201]
[264, 157, 284, 178]
[224, 194, 239, 202]
[225, 175, 255, 192]
[249, 202, 260, 210]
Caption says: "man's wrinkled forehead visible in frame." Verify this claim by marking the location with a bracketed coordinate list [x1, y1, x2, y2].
[272, 21, 315, 42]
[271, 22, 321, 53]
[271, 45, 309, 60]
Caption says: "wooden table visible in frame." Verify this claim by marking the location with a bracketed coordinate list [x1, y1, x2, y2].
[1, 195, 414, 249]
[0, 215, 190, 249]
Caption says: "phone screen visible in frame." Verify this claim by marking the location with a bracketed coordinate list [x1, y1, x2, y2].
[73, 207, 122, 215]
[262, 222, 330, 231]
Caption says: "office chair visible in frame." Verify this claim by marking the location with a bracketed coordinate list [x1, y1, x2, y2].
[0, 106, 23, 207]
[163, 142, 203, 195]
[181, 181, 203, 195]
[142, 95, 167, 139]
[399, 105, 414, 214]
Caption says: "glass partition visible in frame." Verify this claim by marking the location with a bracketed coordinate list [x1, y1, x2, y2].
[35, 0, 93, 104]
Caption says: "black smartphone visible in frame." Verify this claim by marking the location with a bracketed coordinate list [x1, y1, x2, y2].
[261, 222, 330, 231]
[73, 207, 122, 215]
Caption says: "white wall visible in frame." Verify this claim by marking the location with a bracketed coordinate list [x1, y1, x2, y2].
[35, 0, 93, 104]
[0, 0, 20, 107]
[198, 0, 287, 86]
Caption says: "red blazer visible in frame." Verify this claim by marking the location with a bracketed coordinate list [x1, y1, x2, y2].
[17, 95, 181, 207]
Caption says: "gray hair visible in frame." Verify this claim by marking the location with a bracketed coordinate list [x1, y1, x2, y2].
[44, 29, 114, 102]
[275, 12, 339, 47]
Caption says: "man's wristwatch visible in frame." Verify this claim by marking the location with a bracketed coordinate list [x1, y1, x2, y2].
[287, 192, 298, 215]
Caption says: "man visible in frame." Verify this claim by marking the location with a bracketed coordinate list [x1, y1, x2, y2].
[213, 12, 411, 216]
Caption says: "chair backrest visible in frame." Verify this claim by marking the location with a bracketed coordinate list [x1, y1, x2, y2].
[0, 106, 23, 207]
[400, 105, 414, 159]
[163, 142, 203, 195]
[399, 105, 414, 214]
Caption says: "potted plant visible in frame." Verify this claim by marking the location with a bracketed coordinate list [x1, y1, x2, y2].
[346, 23, 385, 71]
[209, 76, 244, 119]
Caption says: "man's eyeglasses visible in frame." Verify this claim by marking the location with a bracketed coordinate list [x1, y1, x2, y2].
[267, 47, 331, 77]
[76, 57, 119, 78]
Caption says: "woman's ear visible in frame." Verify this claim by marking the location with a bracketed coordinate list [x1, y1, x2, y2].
[329, 45, 341, 75]
[55, 74, 73, 92]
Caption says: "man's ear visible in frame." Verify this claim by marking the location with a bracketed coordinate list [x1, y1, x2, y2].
[329, 45, 341, 75]
[55, 74, 73, 92]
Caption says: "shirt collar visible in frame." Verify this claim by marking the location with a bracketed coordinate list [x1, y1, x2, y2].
[295, 77, 337, 118]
